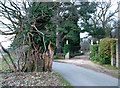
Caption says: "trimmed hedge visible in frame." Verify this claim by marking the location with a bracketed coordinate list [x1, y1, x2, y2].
[110, 39, 116, 55]
[90, 38, 116, 65]
[90, 44, 98, 61]
[98, 38, 116, 64]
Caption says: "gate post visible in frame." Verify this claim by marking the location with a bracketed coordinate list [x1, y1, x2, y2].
[65, 40, 69, 59]
[116, 2, 120, 68]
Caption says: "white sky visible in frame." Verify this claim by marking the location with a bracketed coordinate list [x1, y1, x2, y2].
[0, 0, 119, 48]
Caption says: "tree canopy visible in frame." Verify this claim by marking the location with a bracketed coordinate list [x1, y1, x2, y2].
[0, 0, 119, 72]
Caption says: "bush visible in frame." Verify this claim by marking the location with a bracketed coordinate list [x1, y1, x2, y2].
[98, 38, 116, 64]
[53, 55, 59, 59]
[53, 54, 64, 59]
[90, 44, 98, 61]
[110, 39, 116, 55]
[70, 52, 84, 58]
[62, 44, 70, 55]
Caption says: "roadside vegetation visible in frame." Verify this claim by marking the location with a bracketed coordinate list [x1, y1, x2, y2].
[90, 38, 118, 66]
[0, 54, 71, 87]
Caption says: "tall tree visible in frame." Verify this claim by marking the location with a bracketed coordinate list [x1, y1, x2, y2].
[55, 2, 80, 53]
[82, 0, 119, 38]
[0, 1, 55, 72]
[53, 2, 97, 53]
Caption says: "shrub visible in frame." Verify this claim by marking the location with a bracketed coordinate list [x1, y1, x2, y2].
[70, 52, 84, 58]
[90, 44, 98, 61]
[53, 55, 59, 59]
[98, 38, 116, 64]
[53, 55, 64, 59]
[110, 39, 116, 55]
[62, 44, 70, 55]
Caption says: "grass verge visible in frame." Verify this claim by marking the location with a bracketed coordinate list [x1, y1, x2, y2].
[54, 71, 71, 86]
[92, 61, 119, 78]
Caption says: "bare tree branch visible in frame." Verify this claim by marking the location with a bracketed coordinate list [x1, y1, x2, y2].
[0, 30, 16, 35]
[0, 42, 17, 72]
[31, 24, 46, 53]
[0, 49, 12, 71]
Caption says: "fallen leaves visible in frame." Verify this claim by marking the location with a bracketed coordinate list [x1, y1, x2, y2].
[0, 71, 71, 86]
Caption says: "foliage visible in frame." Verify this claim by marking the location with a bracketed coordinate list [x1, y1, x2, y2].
[80, 1, 119, 38]
[70, 53, 84, 58]
[90, 44, 98, 61]
[0, 1, 56, 72]
[53, 55, 64, 59]
[55, 2, 97, 53]
[89, 27, 106, 39]
[0, 1, 108, 72]
[62, 44, 70, 55]
[98, 38, 116, 64]
[53, 55, 59, 59]
[110, 39, 116, 55]
[55, 2, 81, 53]
[79, 2, 97, 32]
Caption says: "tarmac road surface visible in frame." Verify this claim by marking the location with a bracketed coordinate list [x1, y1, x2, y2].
[53, 62, 118, 86]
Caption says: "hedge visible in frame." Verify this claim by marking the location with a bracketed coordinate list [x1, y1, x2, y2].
[98, 38, 116, 64]
[90, 44, 98, 61]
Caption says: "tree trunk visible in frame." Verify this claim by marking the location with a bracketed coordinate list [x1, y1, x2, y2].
[24, 50, 44, 72]
[56, 31, 62, 53]
[24, 41, 54, 72]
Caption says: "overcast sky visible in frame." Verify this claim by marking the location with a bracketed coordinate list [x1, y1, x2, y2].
[0, 0, 119, 48]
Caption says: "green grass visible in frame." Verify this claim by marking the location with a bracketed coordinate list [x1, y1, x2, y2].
[102, 64, 119, 70]
[0, 54, 16, 72]
[92, 60, 119, 70]
[70, 52, 84, 58]
[53, 55, 65, 59]
[91, 60, 119, 78]
[0, 53, 6, 56]
[54, 71, 72, 86]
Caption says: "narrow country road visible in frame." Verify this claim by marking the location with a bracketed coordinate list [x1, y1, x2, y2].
[52, 62, 118, 86]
